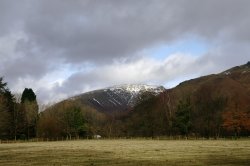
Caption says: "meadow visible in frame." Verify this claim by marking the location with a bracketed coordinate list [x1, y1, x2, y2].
[0, 139, 250, 166]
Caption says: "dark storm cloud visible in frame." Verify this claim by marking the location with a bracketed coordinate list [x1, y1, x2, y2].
[0, 0, 29, 36]
[1, 0, 250, 104]
[22, 0, 174, 63]
[16, 0, 250, 63]
[2, 55, 51, 81]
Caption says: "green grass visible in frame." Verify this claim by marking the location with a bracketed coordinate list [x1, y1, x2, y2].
[0, 139, 250, 165]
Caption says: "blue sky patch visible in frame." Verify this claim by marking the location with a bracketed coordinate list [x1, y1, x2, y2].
[145, 38, 210, 60]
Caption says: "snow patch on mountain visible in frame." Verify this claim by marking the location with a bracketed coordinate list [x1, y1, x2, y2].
[108, 84, 164, 95]
[69, 84, 165, 113]
[224, 71, 231, 75]
[93, 98, 102, 106]
[109, 99, 117, 106]
[106, 84, 165, 106]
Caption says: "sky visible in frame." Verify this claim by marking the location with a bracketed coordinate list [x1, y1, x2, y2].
[0, 0, 250, 105]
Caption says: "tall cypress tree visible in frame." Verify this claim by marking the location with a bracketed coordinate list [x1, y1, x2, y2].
[21, 88, 37, 103]
[21, 88, 39, 139]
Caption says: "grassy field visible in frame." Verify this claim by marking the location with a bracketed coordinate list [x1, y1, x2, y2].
[0, 139, 250, 166]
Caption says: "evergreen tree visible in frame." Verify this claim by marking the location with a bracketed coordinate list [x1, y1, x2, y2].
[0, 77, 7, 93]
[21, 88, 37, 103]
[0, 100, 11, 139]
[173, 98, 192, 138]
[0, 77, 15, 139]
[62, 104, 86, 139]
[21, 88, 39, 139]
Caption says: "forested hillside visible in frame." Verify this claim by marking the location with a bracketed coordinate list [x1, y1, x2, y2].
[125, 62, 250, 138]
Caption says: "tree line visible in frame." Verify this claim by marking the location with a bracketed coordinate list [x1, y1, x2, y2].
[0, 77, 117, 140]
[37, 100, 107, 139]
[0, 77, 38, 140]
[0, 77, 104, 140]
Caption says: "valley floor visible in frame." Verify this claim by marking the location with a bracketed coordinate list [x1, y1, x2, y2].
[0, 139, 250, 166]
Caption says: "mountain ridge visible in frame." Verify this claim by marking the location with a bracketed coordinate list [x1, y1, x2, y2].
[68, 84, 165, 114]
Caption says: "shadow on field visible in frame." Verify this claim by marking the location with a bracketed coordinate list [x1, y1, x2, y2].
[0, 148, 174, 166]
[1, 147, 250, 166]
[203, 154, 250, 166]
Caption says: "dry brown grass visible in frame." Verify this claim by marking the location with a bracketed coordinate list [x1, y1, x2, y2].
[0, 139, 250, 165]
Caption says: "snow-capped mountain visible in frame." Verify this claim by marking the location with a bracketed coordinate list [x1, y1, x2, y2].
[109, 84, 164, 95]
[107, 84, 165, 106]
[70, 84, 165, 113]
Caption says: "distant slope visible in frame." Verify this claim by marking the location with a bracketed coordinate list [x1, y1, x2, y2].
[69, 84, 165, 114]
[173, 62, 250, 109]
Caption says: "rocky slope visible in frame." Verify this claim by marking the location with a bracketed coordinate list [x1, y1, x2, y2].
[69, 84, 165, 113]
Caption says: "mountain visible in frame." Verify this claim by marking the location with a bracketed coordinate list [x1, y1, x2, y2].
[173, 61, 250, 109]
[40, 62, 250, 138]
[68, 84, 165, 114]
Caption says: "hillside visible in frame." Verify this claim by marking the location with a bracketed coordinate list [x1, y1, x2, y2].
[119, 62, 250, 137]
[68, 84, 165, 114]
[140, 62, 250, 137]
[39, 62, 250, 138]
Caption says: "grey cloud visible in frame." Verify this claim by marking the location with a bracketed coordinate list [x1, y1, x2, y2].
[18, 0, 250, 63]
[0, 0, 29, 36]
[3, 56, 50, 80]
[53, 54, 202, 96]
[1, 0, 249, 62]
[53, 41, 250, 100]
[197, 42, 250, 74]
